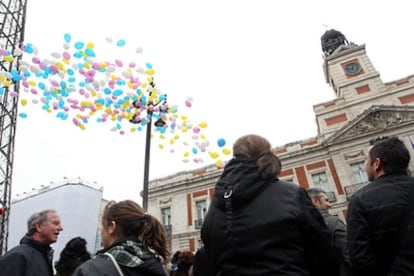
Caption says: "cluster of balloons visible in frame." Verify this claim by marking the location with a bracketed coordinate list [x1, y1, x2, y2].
[0, 33, 231, 167]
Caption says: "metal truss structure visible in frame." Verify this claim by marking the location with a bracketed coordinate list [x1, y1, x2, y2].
[0, 0, 27, 255]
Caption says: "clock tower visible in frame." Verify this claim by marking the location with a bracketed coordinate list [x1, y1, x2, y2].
[315, 29, 390, 137]
[321, 29, 383, 99]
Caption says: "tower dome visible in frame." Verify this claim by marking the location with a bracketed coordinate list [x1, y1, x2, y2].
[321, 29, 350, 57]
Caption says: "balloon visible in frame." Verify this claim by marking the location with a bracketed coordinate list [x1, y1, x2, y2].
[209, 151, 219, 159]
[217, 138, 226, 147]
[64, 33, 71, 43]
[198, 122, 208, 128]
[116, 39, 126, 47]
[12, 35, 232, 166]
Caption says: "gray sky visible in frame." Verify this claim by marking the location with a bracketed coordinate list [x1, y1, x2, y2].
[11, 0, 414, 201]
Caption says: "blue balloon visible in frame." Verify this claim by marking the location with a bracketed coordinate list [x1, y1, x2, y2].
[74, 42, 84, 50]
[217, 138, 226, 147]
[116, 39, 126, 47]
[64, 33, 71, 43]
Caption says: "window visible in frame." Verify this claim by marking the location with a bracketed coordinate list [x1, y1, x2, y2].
[311, 172, 335, 202]
[351, 161, 368, 184]
[311, 172, 331, 192]
[161, 207, 171, 226]
[195, 200, 207, 229]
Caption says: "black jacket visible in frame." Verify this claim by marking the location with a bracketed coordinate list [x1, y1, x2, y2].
[201, 158, 338, 276]
[347, 173, 414, 276]
[0, 235, 54, 276]
[72, 237, 168, 276]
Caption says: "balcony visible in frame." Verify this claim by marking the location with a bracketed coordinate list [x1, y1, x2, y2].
[344, 181, 369, 200]
[194, 218, 204, 229]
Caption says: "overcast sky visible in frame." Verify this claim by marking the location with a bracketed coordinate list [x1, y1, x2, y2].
[11, 0, 414, 202]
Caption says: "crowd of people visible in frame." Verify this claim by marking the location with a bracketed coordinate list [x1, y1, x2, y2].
[0, 134, 413, 275]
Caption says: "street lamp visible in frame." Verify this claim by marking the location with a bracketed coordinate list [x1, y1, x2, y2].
[130, 78, 167, 210]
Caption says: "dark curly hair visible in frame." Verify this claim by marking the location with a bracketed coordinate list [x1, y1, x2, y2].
[54, 237, 91, 276]
[171, 250, 194, 276]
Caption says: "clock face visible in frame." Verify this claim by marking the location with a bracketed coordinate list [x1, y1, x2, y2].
[344, 62, 362, 76]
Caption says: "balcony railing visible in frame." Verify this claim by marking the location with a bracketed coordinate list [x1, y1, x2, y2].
[344, 181, 370, 200]
[194, 218, 204, 229]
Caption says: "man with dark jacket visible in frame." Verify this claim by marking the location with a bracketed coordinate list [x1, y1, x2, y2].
[308, 188, 354, 276]
[347, 136, 414, 276]
[0, 209, 63, 276]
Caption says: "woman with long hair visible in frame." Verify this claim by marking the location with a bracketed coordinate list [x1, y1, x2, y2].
[73, 199, 169, 276]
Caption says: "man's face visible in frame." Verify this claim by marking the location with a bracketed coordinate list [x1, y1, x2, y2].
[312, 192, 332, 211]
[36, 212, 63, 244]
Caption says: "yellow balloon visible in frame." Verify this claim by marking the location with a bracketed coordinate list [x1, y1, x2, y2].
[79, 124, 86, 130]
[209, 151, 219, 159]
[130, 127, 136, 132]
[198, 122, 208, 128]
[158, 144, 164, 149]
[184, 151, 190, 157]
[87, 42, 94, 49]
[222, 148, 231, 155]
[215, 160, 223, 168]
[20, 99, 28, 106]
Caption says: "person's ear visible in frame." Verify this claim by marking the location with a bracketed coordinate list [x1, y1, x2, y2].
[374, 158, 382, 171]
[35, 222, 45, 233]
[108, 221, 117, 235]
[311, 197, 319, 206]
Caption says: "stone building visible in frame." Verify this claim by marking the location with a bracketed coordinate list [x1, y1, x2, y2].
[147, 30, 414, 254]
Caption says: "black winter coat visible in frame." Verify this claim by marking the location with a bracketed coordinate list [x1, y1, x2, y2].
[0, 235, 54, 276]
[347, 173, 414, 276]
[201, 158, 338, 276]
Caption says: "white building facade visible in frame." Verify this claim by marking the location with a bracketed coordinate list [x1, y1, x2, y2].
[8, 178, 104, 263]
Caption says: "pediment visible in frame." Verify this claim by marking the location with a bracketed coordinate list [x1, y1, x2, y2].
[323, 105, 414, 144]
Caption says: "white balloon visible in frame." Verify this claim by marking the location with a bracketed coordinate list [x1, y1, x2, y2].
[136, 67, 145, 74]
[122, 71, 132, 79]
[14, 48, 23, 56]
[51, 52, 61, 59]
[136, 47, 143, 54]
[106, 37, 113, 43]
[29, 65, 40, 73]
[19, 65, 28, 72]
[63, 43, 70, 50]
